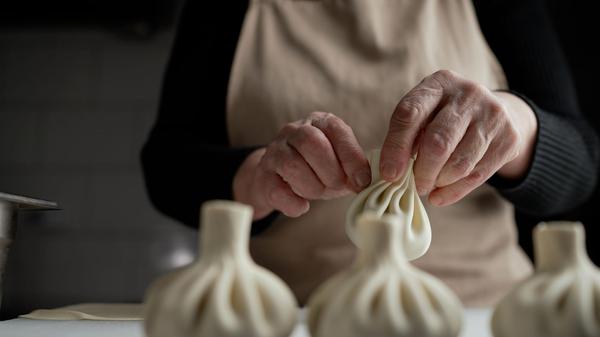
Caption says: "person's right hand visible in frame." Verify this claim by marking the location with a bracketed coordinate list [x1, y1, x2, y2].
[233, 112, 371, 219]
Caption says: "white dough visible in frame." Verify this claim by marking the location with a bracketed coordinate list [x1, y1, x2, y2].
[21, 303, 144, 321]
[346, 150, 431, 260]
[492, 222, 600, 337]
[144, 200, 298, 337]
[308, 212, 463, 337]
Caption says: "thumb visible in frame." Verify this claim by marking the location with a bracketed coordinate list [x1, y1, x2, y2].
[381, 81, 444, 181]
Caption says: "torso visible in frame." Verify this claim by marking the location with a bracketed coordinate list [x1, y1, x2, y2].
[226, 0, 532, 307]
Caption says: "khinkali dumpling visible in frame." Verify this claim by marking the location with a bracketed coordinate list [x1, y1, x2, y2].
[308, 212, 463, 337]
[492, 221, 600, 337]
[346, 149, 431, 260]
[144, 200, 298, 337]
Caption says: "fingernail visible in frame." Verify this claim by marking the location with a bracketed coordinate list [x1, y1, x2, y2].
[354, 170, 371, 189]
[429, 194, 443, 206]
[382, 163, 397, 180]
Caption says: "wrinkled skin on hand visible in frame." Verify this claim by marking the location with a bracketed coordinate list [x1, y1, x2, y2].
[380, 70, 537, 207]
[234, 111, 371, 219]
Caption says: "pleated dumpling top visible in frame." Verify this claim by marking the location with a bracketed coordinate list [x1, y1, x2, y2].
[492, 222, 600, 337]
[346, 149, 431, 260]
[144, 200, 298, 337]
[308, 213, 463, 337]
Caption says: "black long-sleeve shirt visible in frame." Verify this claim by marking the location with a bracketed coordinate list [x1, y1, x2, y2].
[141, 0, 600, 231]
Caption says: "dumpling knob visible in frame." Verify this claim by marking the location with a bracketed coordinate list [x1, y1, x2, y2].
[492, 221, 600, 337]
[346, 149, 431, 260]
[308, 212, 463, 337]
[144, 200, 298, 337]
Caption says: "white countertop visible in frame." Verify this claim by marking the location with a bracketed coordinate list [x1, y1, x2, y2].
[0, 309, 492, 337]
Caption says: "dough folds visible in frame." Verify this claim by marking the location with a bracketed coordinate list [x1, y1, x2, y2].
[308, 212, 463, 337]
[144, 200, 298, 337]
[346, 150, 431, 260]
[492, 222, 600, 337]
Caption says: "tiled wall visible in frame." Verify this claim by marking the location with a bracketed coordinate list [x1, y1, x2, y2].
[0, 28, 197, 318]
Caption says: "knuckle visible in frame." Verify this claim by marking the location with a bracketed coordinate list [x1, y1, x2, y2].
[313, 111, 333, 121]
[280, 123, 298, 135]
[314, 112, 350, 135]
[447, 106, 467, 122]
[323, 111, 338, 120]
[488, 101, 508, 120]
[452, 156, 472, 176]
[475, 83, 489, 94]
[308, 111, 322, 118]
[262, 144, 279, 167]
[504, 128, 522, 159]
[501, 123, 521, 147]
[507, 128, 521, 145]
[433, 69, 457, 80]
[394, 100, 423, 125]
[465, 169, 485, 185]
[462, 82, 486, 97]
[308, 111, 329, 121]
[291, 126, 322, 151]
[327, 115, 351, 133]
[426, 130, 453, 156]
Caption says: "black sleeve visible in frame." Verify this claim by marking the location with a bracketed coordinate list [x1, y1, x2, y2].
[144, 0, 599, 230]
[141, 0, 275, 233]
[474, 0, 600, 216]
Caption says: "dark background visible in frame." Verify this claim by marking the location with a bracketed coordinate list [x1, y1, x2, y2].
[0, 0, 597, 319]
[516, 0, 600, 265]
[0, 0, 194, 320]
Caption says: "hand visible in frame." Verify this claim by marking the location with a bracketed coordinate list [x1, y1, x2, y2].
[234, 112, 371, 219]
[380, 70, 537, 206]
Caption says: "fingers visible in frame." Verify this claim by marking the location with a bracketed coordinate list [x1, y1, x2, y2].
[380, 73, 446, 181]
[286, 124, 347, 190]
[270, 145, 326, 200]
[261, 170, 309, 217]
[413, 104, 470, 195]
[377, 70, 527, 206]
[309, 112, 371, 191]
[254, 112, 369, 218]
[436, 124, 493, 187]
[429, 135, 517, 207]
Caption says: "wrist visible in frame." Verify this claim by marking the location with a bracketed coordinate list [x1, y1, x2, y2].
[494, 91, 538, 180]
[233, 147, 273, 219]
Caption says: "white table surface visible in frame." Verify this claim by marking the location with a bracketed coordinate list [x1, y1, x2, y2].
[0, 309, 492, 337]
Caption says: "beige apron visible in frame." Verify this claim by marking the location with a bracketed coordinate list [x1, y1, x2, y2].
[227, 0, 532, 307]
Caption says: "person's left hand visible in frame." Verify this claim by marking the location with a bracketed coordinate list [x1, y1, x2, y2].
[380, 70, 537, 206]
